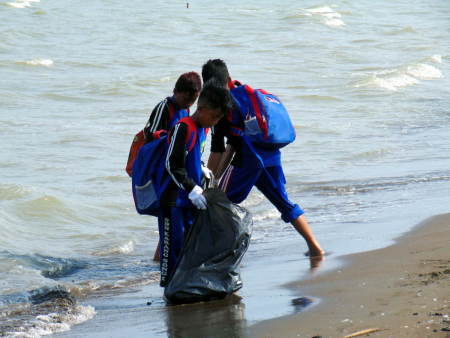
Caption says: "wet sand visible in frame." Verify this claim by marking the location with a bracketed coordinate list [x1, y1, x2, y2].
[53, 213, 450, 338]
[249, 213, 450, 337]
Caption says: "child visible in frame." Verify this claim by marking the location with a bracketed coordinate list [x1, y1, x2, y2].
[143, 72, 201, 261]
[202, 59, 325, 260]
[126, 72, 201, 177]
[159, 80, 232, 286]
[144, 72, 202, 142]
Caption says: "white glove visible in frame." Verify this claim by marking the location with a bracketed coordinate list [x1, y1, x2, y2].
[201, 165, 213, 180]
[188, 185, 207, 210]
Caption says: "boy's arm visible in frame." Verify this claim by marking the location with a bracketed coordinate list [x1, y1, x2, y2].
[144, 99, 169, 141]
[166, 122, 196, 192]
[213, 144, 235, 180]
[208, 117, 235, 179]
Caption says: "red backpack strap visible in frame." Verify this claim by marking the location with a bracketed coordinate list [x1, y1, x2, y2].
[244, 85, 269, 139]
[174, 116, 198, 152]
[228, 79, 242, 90]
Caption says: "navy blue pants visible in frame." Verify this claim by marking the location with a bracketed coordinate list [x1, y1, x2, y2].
[158, 206, 193, 287]
[219, 164, 303, 223]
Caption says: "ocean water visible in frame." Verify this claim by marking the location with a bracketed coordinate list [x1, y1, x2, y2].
[1, 0, 450, 336]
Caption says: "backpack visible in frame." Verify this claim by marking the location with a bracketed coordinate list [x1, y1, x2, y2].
[230, 84, 296, 149]
[131, 117, 199, 216]
[126, 101, 187, 177]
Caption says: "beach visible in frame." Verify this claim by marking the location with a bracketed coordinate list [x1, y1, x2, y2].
[249, 213, 450, 338]
[2, 1, 450, 336]
[46, 212, 449, 338]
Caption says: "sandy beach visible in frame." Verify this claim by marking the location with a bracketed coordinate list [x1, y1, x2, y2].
[249, 213, 450, 338]
[48, 213, 450, 338]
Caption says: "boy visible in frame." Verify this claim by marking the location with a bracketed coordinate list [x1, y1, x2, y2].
[202, 59, 325, 260]
[144, 72, 202, 142]
[159, 80, 232, 286]
[144, 71, 201, 261]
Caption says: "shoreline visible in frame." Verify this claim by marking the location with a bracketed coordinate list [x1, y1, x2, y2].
[50, 213, 450, 338]
[248, 213, 450, 337]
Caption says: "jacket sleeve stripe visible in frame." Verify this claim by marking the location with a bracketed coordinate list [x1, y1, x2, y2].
[150, 99, 167, 133]
[165, 123, 184, 189]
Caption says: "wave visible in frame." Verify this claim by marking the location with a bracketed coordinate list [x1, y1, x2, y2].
[92, 240, 135, 256]
[14, 195, 82, 223]
[41, 93, 104, 103]
[298, 94, 341, 101]
[292, 171, 450, 197]
[0, 286, 95, 338]
[0, 250, 161, 312]
[252, 209, 280, 222]
[384, 26, 416, 35]
[0, 183, 32, 201]
[353, 56, 443, 91]
[283, 5, 346, 27]
[306, 5, 345, 27]
[6, 1, 31, 8]
[338, 148, 393, 161]
[16, 59, 54, 67]
[0, 252, 87, 281]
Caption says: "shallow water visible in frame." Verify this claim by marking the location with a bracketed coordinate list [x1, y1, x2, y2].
[1, 0, 450, 335]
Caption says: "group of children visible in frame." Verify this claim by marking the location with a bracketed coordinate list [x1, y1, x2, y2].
[139, 59, 325, 287]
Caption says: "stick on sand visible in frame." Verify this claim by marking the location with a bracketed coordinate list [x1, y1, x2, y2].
[343, 328, 380, 338]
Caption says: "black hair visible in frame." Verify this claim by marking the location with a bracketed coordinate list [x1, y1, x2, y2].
[174, 71, 202, 95]
[201, 59, 230, 87]
[197, 78, 232, 117]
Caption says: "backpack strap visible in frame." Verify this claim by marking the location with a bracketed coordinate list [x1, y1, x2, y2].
[228, 79, 242, 90]
[244, 85, 269, 139]
[169, 116, 198, 152]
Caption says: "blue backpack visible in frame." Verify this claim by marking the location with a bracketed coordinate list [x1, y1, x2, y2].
[230, 84, 296, 149]
[131, 117, 199, 216]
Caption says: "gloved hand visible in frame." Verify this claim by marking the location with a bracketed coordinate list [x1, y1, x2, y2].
[201, 165, 213, 180]
[188, 185, 207, 210]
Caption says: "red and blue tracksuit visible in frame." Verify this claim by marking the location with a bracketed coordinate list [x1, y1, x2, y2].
[144, 96, 189, 142]
[158, 117, 207, 287]
[212, 81, 303, 223]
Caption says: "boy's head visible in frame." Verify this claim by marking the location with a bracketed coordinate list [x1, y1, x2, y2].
[195, 79, 232, 128]
[201, 59, 230, 89]
[173, 72, 202, 109]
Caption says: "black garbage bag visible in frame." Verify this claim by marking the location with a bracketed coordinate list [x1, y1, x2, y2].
[164, 188, 253, 304]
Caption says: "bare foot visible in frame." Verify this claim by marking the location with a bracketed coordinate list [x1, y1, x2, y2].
[309, 254, 325, 270]
[304, 248, 326, 258]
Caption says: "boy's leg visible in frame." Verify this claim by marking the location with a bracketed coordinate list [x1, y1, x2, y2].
[158, 206, 187, 287]
[255, 166, 324, 257]
[219, 164, 261, 203]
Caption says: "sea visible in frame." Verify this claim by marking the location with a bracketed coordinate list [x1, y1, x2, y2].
[1, 0, 449, 336]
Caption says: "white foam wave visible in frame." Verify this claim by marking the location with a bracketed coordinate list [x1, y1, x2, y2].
[6, 1, 31, 8]
[324, 18, 345, 27]
[354, 58, 443, 91]
[373, 73, 418, 91]
[92, 240, 135, 256]
[430, 54, 442, 63]
[252, 209, 279, 222]
[307, 6, 334, 14]
[406, 63, 442, 80]
[306, 5, 345, 27]
[67, 271, 160, 297]
[4, 305, 95, 337]
[5, 0, 38, 8]
[112, 272, 160, 289]
[19, 59, 54, 67]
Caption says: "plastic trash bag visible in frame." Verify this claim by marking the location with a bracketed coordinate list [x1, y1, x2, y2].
[164, 188, 253, 304]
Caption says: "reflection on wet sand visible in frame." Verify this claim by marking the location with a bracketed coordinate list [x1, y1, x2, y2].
[165, 294, 246, 338]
